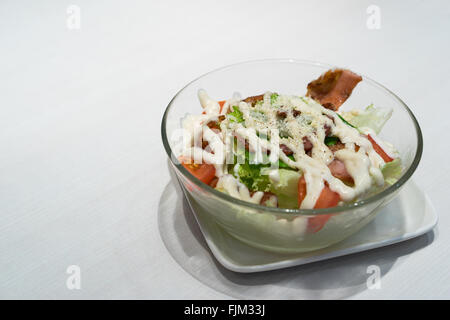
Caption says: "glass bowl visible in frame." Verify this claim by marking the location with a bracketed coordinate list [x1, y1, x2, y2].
[161, 59, 423, 253]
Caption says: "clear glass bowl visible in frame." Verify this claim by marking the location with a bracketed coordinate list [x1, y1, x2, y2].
[161, 59, 423, 253]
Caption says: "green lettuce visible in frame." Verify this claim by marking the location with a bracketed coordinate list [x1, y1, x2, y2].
[337, 114, 356, 128]
[348, 104, 392, 134]
[324, 136, 339, 146]
[382, 158, 402, 185]
[278, 154, 295, 169]
[234, 163, 271, 192]
[270, 93, 279, 105]
[227, 106, 244, 123]
[269, 169, 301, 209]
[232, 146, 271, 192]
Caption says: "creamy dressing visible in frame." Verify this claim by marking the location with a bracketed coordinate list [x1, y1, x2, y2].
[198, 89, 220, 114]
[216, 174, 264, 204]
[268, 169, 280, 183]
[181, 90, 394, 209]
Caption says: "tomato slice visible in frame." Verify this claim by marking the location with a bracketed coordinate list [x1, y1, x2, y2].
[298, 176, 340, 208]
[307, 214, 333, 233]
[218, 100, 226, 113]
[297, 176, 307, 207]
[368, 134, 393, 163]
[314, 183, 341, 209]
[298, 176, 340, 233]
[181, 162, 216, 185]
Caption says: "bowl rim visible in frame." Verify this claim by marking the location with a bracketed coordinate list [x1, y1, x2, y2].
[161, 58, 423, 215]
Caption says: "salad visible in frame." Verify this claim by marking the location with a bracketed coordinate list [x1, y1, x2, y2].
[179, 69, 402, 215]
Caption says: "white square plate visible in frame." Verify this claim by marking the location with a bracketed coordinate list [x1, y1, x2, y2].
[179, 180, 437, 273]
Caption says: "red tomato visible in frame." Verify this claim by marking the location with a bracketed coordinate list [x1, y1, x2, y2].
[218, 100, 226, 113]
[314, 183, 341, 209]
[368, 134, 393, 163]
[181, 162, 216, 185]
[307, 214, 333, 233]
[298, 176, 340, 233]
[297, 176, 307, 207]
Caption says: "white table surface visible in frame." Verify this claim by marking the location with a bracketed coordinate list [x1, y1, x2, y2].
[1, 0, 449, 299]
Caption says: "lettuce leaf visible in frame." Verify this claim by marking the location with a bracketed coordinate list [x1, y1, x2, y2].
[382, 158, 402, 185]
[232, 146, 271, 192]
[269, 169, 301, 209]
[278, 154, 295, 169]
[348, 104, 392, 134]
[337, 114, 356, 128]
[227, 106, 244, 123]
[235, 163, 271, 192]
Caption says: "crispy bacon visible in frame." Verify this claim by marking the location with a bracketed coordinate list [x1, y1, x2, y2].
[280, 144, 294, 156]
[303, 137, 313, 155]
[293, 109, 301, 117]
[328, 141, 346, 153]
[206, 121, 220, 130]
[328, 159, 353, 184]
[206, 115, 225, 130]
[243, 94, 264, 106]
[307, 69, 362, 111]
[277, 110, 287, 119]
[324, 124, 332, 137]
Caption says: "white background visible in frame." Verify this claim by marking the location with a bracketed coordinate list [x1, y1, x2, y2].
[1, 0, 449, 299]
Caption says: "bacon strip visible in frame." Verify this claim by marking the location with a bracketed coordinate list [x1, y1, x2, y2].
[243, 94, 264, 106]
[328, 159, 353, 184]
[328, 140, 346, 153]
[280, 144, 293, 156]
[307, 69, 362, 111]
[302, 137, 313, 154]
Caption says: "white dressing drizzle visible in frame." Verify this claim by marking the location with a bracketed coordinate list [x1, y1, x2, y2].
[216, 174, 264, 204]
